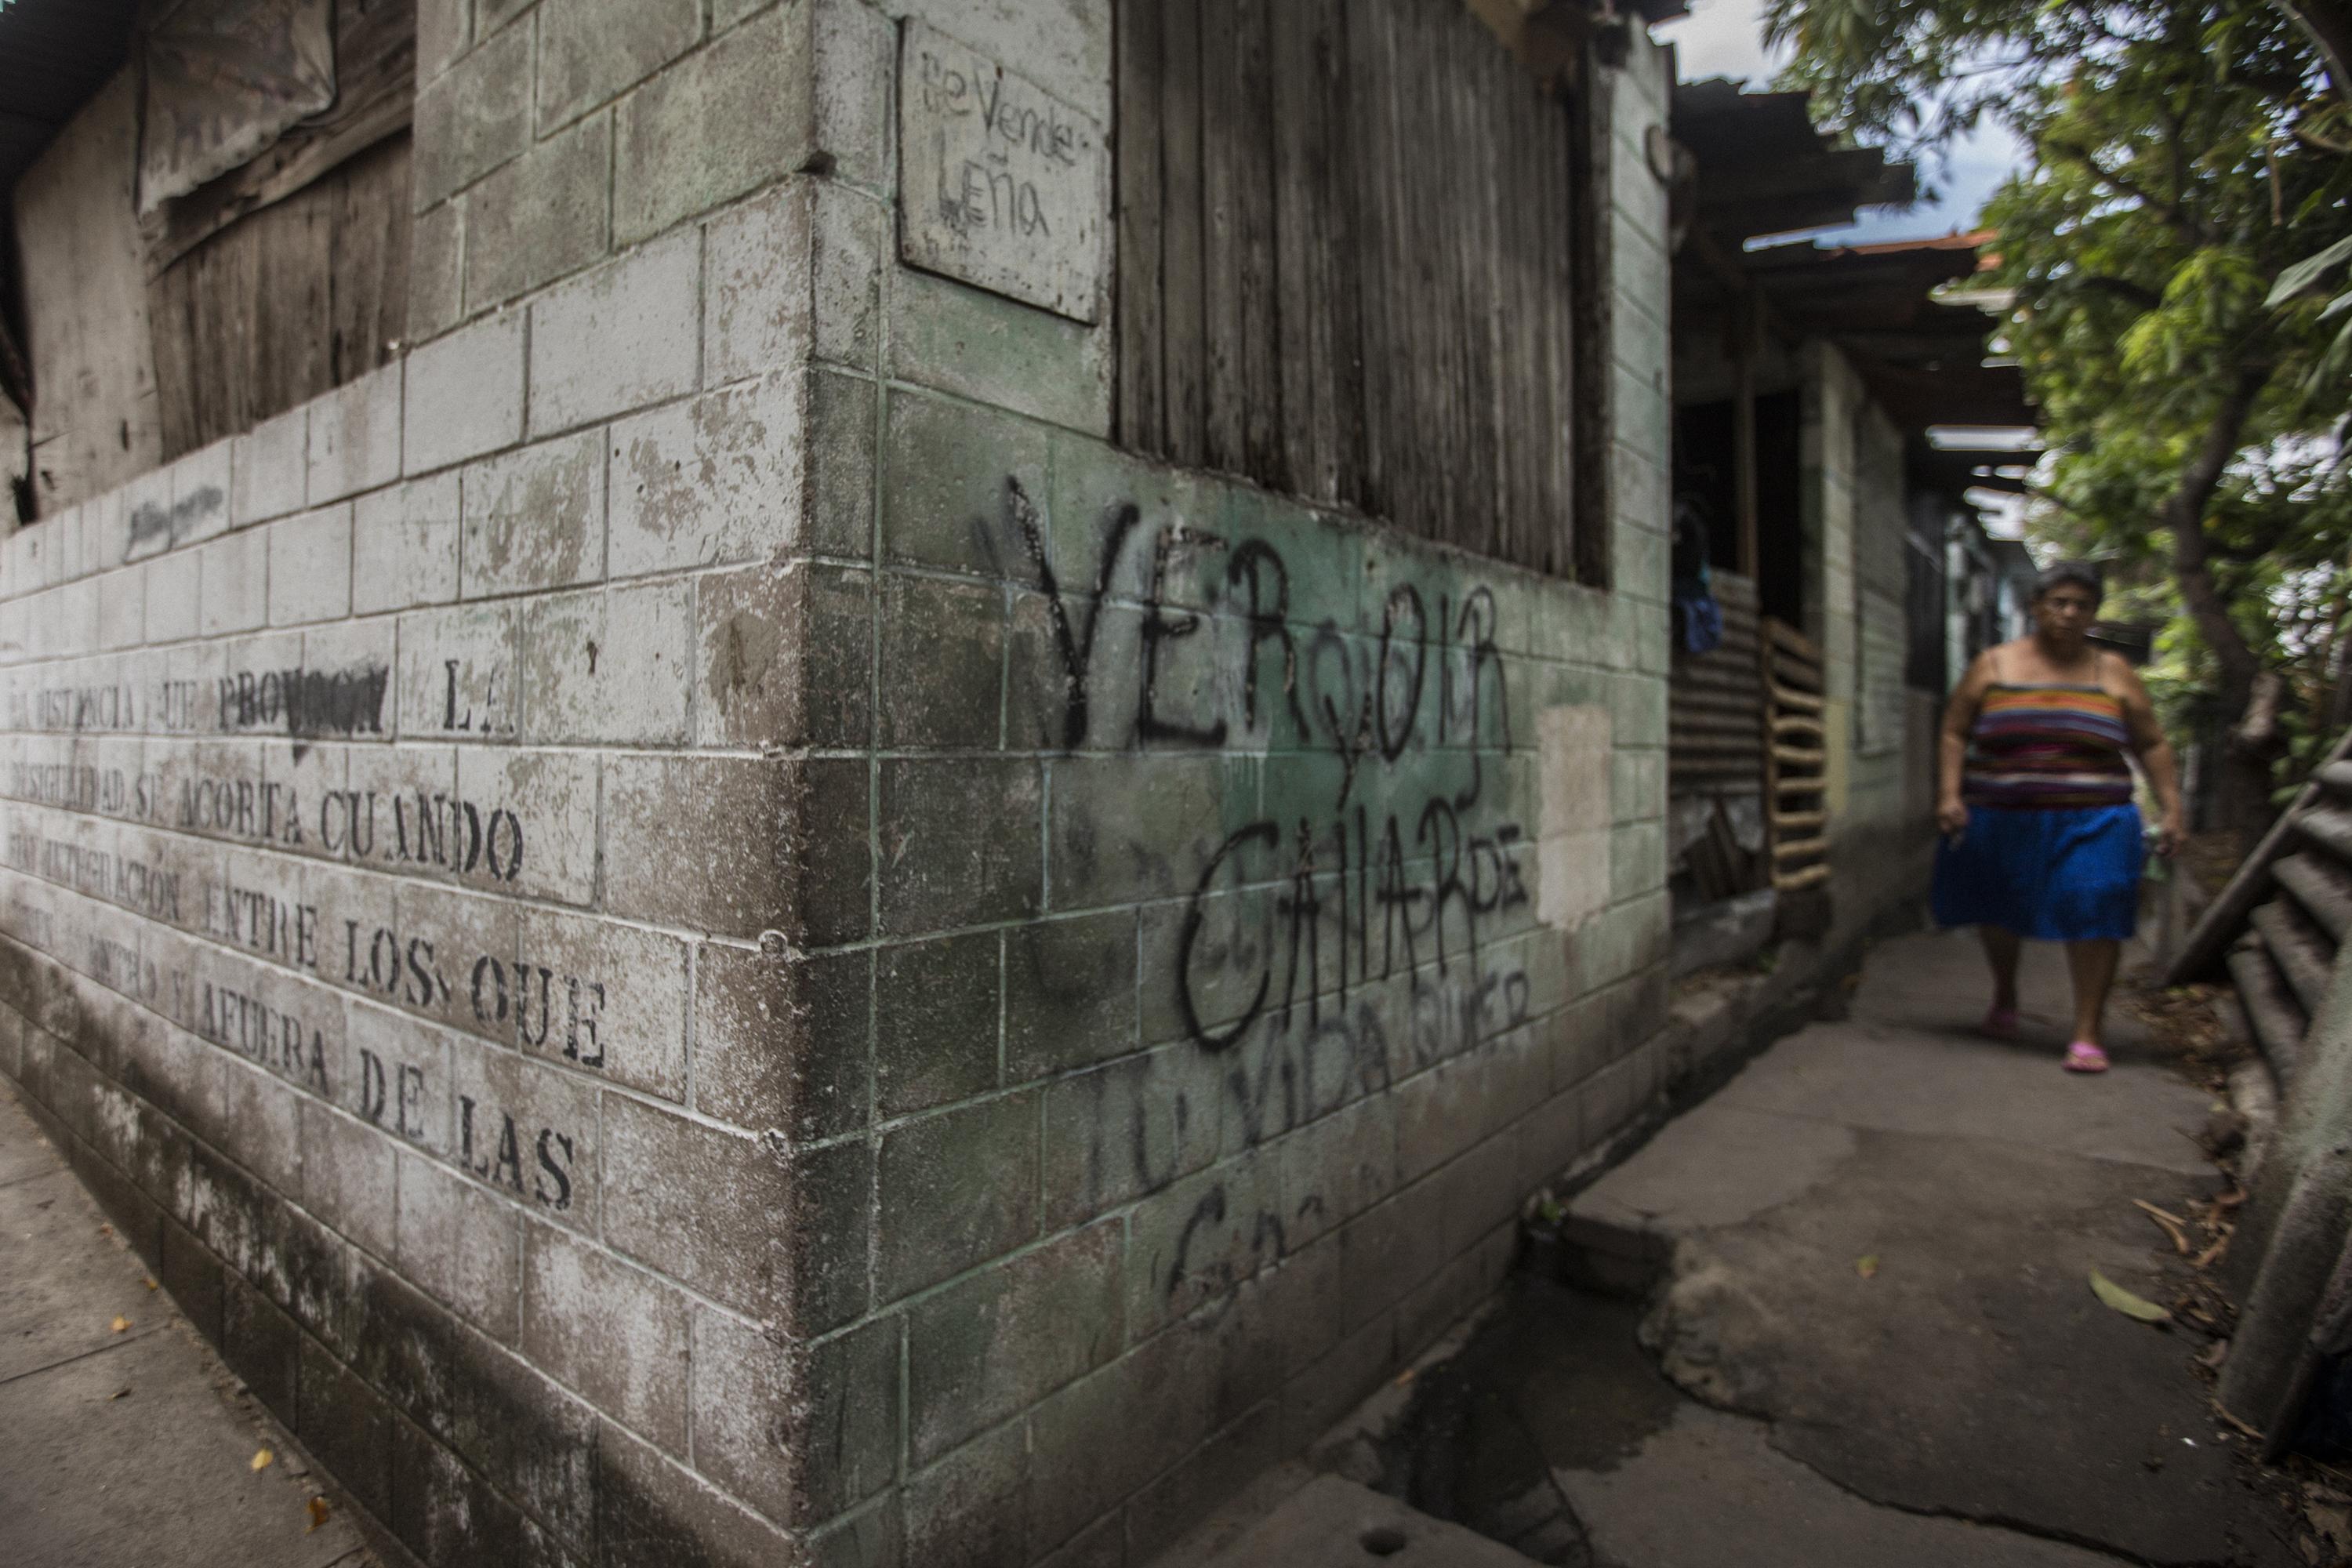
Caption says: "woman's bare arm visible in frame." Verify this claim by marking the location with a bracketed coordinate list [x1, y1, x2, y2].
[1938, 651, 1995, 836]
[2111, 657, 2185, 855]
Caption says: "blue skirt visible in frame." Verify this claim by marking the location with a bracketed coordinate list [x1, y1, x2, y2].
[1932, 803, 2143, 942]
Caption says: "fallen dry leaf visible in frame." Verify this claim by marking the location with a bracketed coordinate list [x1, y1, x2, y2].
[251, 1448, 274, 1473]
[1857, 1254, 1880, 1279]
[2213, 1402, 2264, 1440]
[143, 1278, 158, 1291]
[2090, 1269, 2172, 1324]
[108, 1316, 129, 1334]
[306, 1497, 330, 1534]
[2134, 1199, 2193, 1254]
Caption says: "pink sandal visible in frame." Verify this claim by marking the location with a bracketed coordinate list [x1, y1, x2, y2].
[2063, 1041, 2110, 1073]
[1982, 1007, 2020, 1040]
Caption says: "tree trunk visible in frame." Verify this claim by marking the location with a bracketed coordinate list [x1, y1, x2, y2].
[2169, 365, 2280, 834]
[2275, 0, 2352, 102]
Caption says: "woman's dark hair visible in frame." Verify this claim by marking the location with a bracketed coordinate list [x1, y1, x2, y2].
[2031, 561, 2104, 608]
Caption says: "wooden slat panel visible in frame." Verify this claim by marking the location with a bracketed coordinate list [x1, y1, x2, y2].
[1115, 0, 1164, 453]
[1269, 0, 1323, 496]
[1157, 0, 1207, 468]
[2276, 852, 2352, 945]
[1767, 681, 1825, 713]
[2227, 938, 2307, 1091]
[1199, 0, 1246, 471]
[150, 133, 408, 459]
[2251, 899, 2335, 1018]
[327, 134, 412, 380]
[1318, 0, 1365, 510]
[1761, 614, 1833, 894]
[1768, 619, 1824, 661]
[1352, 0, 1398, 521]
[2297, 805, 2352, 866]
[1115, 0, 1581, 575]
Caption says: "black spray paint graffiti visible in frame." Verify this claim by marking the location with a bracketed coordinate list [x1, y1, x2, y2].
[215, 662, 392, 746]
[991, 474, 1568, 1309]
[996, 475, 1537, 1066]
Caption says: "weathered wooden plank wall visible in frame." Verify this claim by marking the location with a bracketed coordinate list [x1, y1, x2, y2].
[1115, 0, 1588, 578]
[13, 0, 415, 499]
[13, 67, 164, 516]
[147, 134, 413, 460]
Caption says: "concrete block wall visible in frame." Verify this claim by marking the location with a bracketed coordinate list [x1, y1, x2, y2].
[750, 10, 1679, 1564]
[0, 3, 1680, 1566]
[1801, 343, 1935, 921]
[0, 3, 887, 1566]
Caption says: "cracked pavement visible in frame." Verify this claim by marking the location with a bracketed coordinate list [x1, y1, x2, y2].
[1542, 927, 2297, 1567]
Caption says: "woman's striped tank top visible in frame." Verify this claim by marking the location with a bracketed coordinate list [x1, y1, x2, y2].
[1962, 684, 2134, 809]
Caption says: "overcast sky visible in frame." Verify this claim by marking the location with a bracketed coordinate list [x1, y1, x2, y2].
[1653, 0, 2031, 246]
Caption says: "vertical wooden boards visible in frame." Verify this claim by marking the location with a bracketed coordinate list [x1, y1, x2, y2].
[1198, 0, 1247, 473]
[1114, 0, 1166, 456]
[1535, 88, 1577, 576]
[327, 135, 415, 383]
[1111, 0, 1595, 578]
[1269, 0, 1327, 499]
[13, 67, 165, 514]
[1157, 0, 1208, 470]
[1317, 0, 1366, 517]
[1230, 0, 1279, 485]
[147, 136, 413, 459]
[1345, 0, 1392, 526]
[1569, 48, 1612, 588]
[252, 184, 337, 425]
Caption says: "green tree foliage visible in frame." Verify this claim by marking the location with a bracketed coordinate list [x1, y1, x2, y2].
[1766, 0, 2352, 826]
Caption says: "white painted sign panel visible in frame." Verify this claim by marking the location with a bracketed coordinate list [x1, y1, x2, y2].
[898, 21, 1108, 323]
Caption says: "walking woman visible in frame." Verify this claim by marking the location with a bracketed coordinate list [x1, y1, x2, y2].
[1933, 562, 2184, 1072]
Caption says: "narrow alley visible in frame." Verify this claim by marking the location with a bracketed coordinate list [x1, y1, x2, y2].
[4, 0, 2347, 1563]
[1163, 927, 2303, 1568]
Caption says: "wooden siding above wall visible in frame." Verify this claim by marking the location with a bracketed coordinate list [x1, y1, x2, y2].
[13, 67, 164, 516]
[147, 132, 412, 462]
[1115, 0, 1593, 579]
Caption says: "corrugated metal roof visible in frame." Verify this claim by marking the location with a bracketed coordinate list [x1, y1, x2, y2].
[0, 0, 142, 198]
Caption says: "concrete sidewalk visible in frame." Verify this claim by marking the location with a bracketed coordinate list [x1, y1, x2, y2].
[1550, 926, 2296, 1567]
[1167, 926, 2304, 1568]
[0, 1082, 373, 1568]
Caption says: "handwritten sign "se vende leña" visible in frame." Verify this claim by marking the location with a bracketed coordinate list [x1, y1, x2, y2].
[898, 21, 1107, 323]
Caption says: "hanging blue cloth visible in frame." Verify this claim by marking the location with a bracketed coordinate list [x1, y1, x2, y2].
[1674, 578, 1723, 654]
[1670, 496, 1724, 655]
